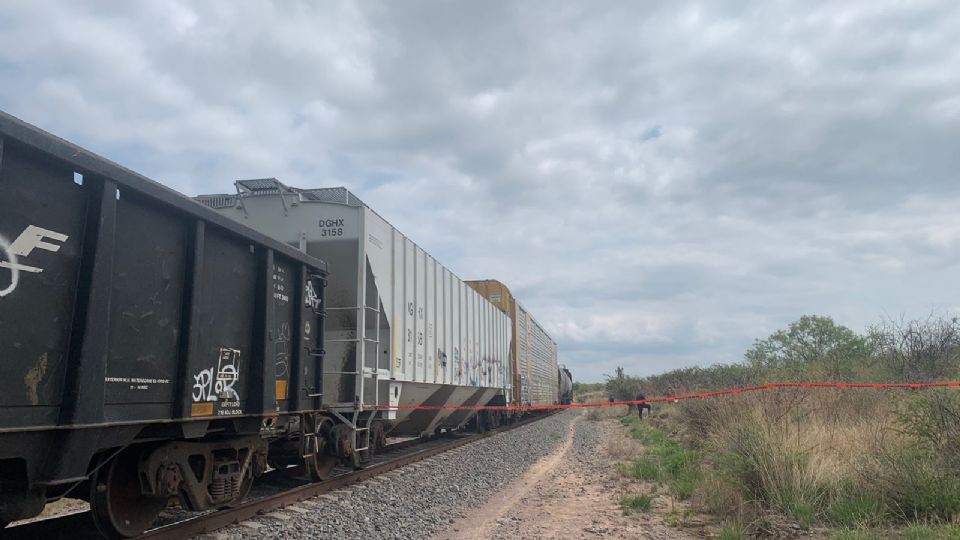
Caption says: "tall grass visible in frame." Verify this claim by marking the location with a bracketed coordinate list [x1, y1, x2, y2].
[608, 314, 960, 532]
[675, 388, 960, 528]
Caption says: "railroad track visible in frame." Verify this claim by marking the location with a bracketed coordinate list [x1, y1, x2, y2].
[4, 413, 551, 540]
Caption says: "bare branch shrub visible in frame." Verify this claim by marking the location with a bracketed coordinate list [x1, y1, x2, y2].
[869, 313, 960, 381]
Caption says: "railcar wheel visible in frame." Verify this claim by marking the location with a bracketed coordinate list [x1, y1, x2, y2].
[305, 418, 337, 481]
[371, 421, 386, 451]
[90, 448, 167, 539]
[330, 423, 360, 469]
[306, 452, 337, 481]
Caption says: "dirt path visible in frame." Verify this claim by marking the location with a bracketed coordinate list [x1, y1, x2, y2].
[433, 415, 582, 540]
[433, 412, 705, 540]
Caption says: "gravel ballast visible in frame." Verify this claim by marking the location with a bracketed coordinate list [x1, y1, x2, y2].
[213, 411, 577, 540]
[568, 414, 607, 477]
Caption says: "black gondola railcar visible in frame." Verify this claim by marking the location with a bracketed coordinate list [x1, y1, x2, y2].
[0, 111, 335, 537]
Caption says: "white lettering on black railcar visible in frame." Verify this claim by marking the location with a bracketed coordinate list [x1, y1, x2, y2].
[0, 224, 69, 298]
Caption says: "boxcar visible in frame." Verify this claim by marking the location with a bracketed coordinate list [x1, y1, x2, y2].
[0, 111, 336, 537]
[466, 280, 560, 409]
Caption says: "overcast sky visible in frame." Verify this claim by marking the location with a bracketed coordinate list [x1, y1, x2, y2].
[2, 1, 959, 382]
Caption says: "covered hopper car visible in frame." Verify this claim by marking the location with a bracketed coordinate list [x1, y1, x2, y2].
[197, 180, 515, 435]
[198, 182, 574, 431]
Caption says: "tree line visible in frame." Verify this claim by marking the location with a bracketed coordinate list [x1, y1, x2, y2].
[605, 313, 960, 400]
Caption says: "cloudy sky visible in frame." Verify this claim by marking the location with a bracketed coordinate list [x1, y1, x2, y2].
[2, 1, 959, 382]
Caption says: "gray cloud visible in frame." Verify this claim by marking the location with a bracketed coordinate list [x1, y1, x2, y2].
[2, 0, 959, 382]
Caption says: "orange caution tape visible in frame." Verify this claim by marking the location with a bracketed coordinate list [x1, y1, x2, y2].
[364, 381, 960, 412]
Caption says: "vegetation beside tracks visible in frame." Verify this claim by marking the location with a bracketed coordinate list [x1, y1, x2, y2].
[606, 313, 960, 538]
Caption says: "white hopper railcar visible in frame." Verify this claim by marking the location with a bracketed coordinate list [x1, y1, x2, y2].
[198, 180, 513, 446]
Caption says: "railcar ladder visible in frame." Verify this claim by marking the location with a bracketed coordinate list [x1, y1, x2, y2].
[323, 301, 382, 456]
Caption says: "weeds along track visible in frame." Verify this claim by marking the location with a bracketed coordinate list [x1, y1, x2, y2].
[4, 413, 555, 540]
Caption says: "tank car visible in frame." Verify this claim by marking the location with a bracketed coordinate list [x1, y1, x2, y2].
[0, 111, 342, 538]
[558, 367, 574, 405]
[197, 181, 514, 437]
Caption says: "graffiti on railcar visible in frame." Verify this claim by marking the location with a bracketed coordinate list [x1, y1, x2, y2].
[274, 322, 290, 377]
[192, 368, 215, 402]
[481, 356, 497, 386]
[437, 348, 448, 381]
[0, 225, 69, 298]
[305, 279, 321, 310]
[453, 346, 462, 383]
[215, 348, 241, 402]
[191, 348, 242, 415]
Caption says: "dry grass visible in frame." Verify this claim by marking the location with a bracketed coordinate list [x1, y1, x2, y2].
[707, 392, 894, 515]
[607, 431, 643, 460]
[611, 385, 960, 532]
[677, 388, 960, 529]
[585, 404, 629, 421]
[578, 390, 608, 404]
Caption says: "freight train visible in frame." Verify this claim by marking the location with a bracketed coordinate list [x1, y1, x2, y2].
[0, 111, 570, 538]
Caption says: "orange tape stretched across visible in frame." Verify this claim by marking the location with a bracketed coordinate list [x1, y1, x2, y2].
[364, 381, 960, 412]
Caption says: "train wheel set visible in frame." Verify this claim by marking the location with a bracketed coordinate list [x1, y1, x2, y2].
[90, 447, 170, 538]
[0, 111, 572, 538]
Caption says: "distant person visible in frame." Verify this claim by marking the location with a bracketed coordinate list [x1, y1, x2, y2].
[636, 391, 652, 420]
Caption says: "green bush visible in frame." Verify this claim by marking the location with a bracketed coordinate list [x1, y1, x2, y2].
[864, 446, 960, 521]
[669, 476, 696, 500]
[623, 420, 669, 446]
[620, 494, 653, 515]
[629, 457, 660, 481]
[717, 525, 746, 540]
[825, 492, 887, 528]
[664, 508, 692, 527]
[622, 424, 701, 499]
[899, 392, 960, 472]
[784, 498, 817, 528]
